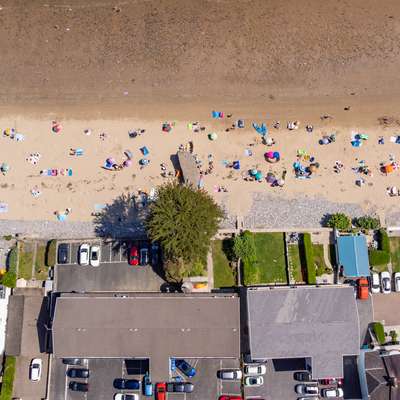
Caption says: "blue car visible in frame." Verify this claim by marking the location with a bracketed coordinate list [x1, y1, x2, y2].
[175, 359, 196, 378]
[143, 374, 153, 397]
[113, 379, 140, 390]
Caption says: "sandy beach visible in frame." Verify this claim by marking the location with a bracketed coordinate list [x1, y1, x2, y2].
[0, 96, 400, 222]
[1, 0, 400, 224]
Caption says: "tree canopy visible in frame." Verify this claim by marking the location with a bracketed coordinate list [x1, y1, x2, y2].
[326, 212, 351, 230]
[146, 182, 224, 280]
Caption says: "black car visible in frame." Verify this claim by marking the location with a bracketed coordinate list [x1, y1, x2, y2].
[294, 371, 313, 382]
[58, 243, 69, 264]
[62, 358, 83, 365]
[67, 368, 90, 379]
[69, 381, 89, 392]
[151, 242, 159, 266]
[113, 379, 140, 390]
[166, 382, 194, 393]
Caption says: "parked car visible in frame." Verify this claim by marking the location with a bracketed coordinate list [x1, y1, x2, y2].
[166, 382, 194, 393]
[69, 382, 89, 392]
[62, 358, 84, 365]
[30, 358, 42, 381]
[381, 271, 391, 294]
[319, 377, 344, 386]
[297, 397, 319, 400]
[79, 243, 90, 266]
[217, 369, 243, 380]
[357, 277, 369, 300]
[140, 245, 149, 266]
[90, 245, 100, 267]
[244, 376, 264, 386]
[155, 382, 166, 400]
[151, 242, 160, 266]
[294, 371, 313, 382]
[371, 273, 380, 294]
[244, 364, 267, 376]
[321, 387, 344, 397]
[395, 272, 400, 292]
[219, 396, 243, 400]
[128, 246, 139, 266]
[58, 243, 69, 264]
[114, 394, 139, 400]
[143, 374, 153, 397]
[175, 359, 196, 377]
[295, 384, 319, 395]
[67, 368, 90, 379]
[113, 379, 140, 390]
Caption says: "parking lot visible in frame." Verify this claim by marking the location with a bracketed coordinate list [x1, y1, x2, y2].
[169, 358, 241, 400]
[55, 240, 165, 292]
[50, 357, 241, 400]
[50, 358, 151, 400]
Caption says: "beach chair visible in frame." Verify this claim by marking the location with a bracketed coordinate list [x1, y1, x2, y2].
[140, 146, 149, 156]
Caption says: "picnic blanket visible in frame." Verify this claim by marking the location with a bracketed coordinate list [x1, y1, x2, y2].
[40, 168, 73, 176]
[252, 122, 267, 136]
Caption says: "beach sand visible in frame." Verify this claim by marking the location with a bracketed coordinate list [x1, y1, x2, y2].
[1, 0, 400, 223]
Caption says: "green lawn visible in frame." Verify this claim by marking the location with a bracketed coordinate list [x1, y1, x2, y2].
[243, 233, 287, 285]
[0, 356, 16, 400]
[212, 240, 236, 288]
[288, 244, 304, 282]
[390, 237, 400, 273]
[18, 243, 33, 280]
[313, 244, 330, 276]
[35, 244, 49, 280]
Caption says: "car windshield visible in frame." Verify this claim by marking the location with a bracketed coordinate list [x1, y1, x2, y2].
[33, 363, 40, 368]
[92, 253, 98, 260]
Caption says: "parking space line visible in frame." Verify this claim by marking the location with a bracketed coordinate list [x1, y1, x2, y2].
[64, 366, 69, 400]
[68, 244, 72, 264]
[119, 246, 122, 262]
[109, 245, 112, 263]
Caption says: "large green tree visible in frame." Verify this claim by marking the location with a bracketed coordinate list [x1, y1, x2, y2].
[146, 182, 224, 280]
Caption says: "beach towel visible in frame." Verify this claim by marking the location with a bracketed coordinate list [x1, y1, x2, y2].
[94, 204, 107, 212]
[252, 122, 267, 136]
[140, 146, 149, 156]
[351, 140, 362, 147]
[233, 161, 240, 170]
[0, 203, 8, 213]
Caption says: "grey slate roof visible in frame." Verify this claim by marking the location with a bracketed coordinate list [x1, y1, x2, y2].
[52, 293, 240, 381]
[246, 286, 360, 379]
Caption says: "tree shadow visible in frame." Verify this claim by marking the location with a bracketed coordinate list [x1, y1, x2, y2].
[320, 213, 332, 227]
[93, 192, 148, 246]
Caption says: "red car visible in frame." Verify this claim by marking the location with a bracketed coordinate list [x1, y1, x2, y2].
[320, 377, 344, 386]
[156, 382, 166, 400]
[219, 396, 242, 400]
[128, 246, 139, 266]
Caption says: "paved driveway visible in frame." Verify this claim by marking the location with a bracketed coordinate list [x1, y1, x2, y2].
[372, 293, 400, 325]
[55, 240, 164, 292]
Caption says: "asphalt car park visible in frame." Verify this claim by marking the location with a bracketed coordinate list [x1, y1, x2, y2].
[50, 357, 150, 400]
[55, 240, 165, 292]
[169, 358, 241, 400]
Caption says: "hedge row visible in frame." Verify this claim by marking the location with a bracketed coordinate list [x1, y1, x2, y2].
[0, 356, 16, 400]
[46, 239, 57, 267]
[369, 229, 391, 267]
[303, 233, 316, 284]
[2, 247, 17, 288]
[373, 322, 385, 345]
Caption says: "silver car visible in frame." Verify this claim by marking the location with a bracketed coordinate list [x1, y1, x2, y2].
[217, 369, 242, 380]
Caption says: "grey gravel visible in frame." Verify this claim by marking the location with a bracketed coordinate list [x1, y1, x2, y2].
[220, 192, 365, 230]
[0, 192, 367, 239]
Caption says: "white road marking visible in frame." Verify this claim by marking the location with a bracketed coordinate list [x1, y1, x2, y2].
[64, 366, 69, 400]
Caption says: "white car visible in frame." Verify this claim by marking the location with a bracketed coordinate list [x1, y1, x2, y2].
[395, 272, 400, 292]
[381, 271, 391, 294]
[371, 273, 380, 294]
[114, 394, 139, 400]
[295, 384, 319, 395]
[79, 244, 90, 266]
[90, 246, 100, 267]
[30, 358, 42, 381]
[321, 387, 344, 398]
[217, 369, 242, 380]
[244, 375, 264, 386]
[244, 364, 267, 375]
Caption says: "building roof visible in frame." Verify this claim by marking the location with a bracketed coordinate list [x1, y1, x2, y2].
[246, 286, 360, 379]
[337, 234, 370, 277]
[52, 293, 240, 381]
[177, 151, 200, 187]
[365, 351, 400, 400]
